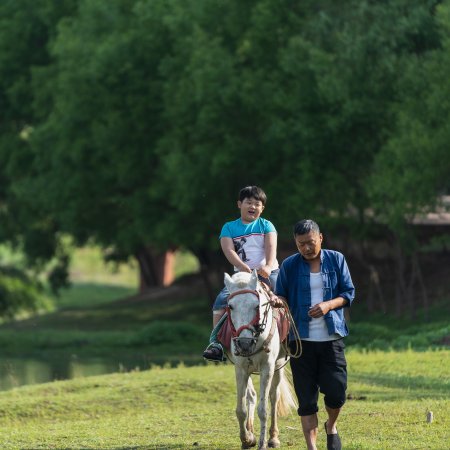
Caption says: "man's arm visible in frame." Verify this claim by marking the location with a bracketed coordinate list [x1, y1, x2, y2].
[308, 297, 348, 318]
[310, 254, 354, 317]
[220, 237, 251, 272]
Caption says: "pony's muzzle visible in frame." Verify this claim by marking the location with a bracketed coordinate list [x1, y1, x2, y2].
[233, 337, 257, 356]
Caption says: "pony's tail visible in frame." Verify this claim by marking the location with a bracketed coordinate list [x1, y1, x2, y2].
[277, 366, 298, 417]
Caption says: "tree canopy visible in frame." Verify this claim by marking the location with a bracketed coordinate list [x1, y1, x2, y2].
[0, 0, 448, 308]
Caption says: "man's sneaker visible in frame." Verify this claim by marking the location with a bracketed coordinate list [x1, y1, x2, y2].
[203, 343, 226, 362]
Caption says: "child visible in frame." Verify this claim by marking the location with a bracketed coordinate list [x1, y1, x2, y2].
[202, 185, 279, 361]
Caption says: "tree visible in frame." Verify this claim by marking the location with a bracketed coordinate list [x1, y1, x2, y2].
[1, 0, 447, 310]
[25, 0, 180, 290]
[0, 0, 78, 298]
[368, 1, 450, 317]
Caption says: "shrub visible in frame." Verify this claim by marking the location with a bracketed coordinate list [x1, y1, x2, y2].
[0, 271, 53, 320]
[133, 321, 208, 346]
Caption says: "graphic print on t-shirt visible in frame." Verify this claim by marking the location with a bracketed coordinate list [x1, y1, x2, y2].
[233, 237, 249, 262]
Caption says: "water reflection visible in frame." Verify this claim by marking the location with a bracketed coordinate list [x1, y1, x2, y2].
[0, 354, 202, 391]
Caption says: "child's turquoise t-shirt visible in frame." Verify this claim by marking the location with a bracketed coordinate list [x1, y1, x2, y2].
[219, 217, 279, 271]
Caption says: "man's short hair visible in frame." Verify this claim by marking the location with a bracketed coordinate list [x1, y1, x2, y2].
[238, 186, 267, 206]
[293, 219, 320, 236]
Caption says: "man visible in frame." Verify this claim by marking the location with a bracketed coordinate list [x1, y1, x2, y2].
[271, 219, 355, 450]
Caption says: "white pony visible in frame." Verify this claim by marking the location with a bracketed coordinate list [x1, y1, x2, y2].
[223, 270, 297, 449]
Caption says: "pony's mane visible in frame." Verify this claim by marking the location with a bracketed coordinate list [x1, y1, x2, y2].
[231, 271, 255, 288]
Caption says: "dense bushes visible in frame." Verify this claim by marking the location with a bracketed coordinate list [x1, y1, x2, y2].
[0, 268, 52, 320]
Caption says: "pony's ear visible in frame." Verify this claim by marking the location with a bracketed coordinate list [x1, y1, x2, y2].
[249, 269, 258, 290]
[224, 272, 234, 291]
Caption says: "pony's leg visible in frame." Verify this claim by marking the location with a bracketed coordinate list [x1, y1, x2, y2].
[236, 367, 257, 448]
[268, 369, 281, 448]
[257, 365, 275, 450]
[246, 377, 257, 436]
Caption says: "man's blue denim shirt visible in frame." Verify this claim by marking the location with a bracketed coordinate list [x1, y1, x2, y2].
[275, 249, 355, 339]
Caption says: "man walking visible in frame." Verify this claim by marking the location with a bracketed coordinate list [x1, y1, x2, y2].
[272, 219, 355, 450]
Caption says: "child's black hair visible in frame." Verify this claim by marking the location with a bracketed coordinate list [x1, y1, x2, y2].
[238, 186, 267, 205]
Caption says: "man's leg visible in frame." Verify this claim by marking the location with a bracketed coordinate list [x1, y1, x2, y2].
[300, 414, 319, 450]
[289, 341, 320, 450]
[319, 339, 347, 450]
[324, 405, 340, 434]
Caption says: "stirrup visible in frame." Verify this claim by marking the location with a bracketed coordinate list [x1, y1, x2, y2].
[203, 343, 226, 362]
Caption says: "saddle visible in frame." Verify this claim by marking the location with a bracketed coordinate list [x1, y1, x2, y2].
[217, 307, 290, 351]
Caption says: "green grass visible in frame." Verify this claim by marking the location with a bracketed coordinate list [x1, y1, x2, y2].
[53, 282, 136, 309]
[68, 246, 199, 287]
[0, 350, 448, 449]
[0, 244, 449, 448]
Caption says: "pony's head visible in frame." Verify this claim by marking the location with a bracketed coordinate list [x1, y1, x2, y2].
[224, 270, 268, 356]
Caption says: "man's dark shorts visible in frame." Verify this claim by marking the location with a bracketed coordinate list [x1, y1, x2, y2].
[289, 339, 347, 416]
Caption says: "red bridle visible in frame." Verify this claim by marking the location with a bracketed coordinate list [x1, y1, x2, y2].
[226, 289, 266, 338]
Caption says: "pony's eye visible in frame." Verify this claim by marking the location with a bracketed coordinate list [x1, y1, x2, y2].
[229, 305, 234, 310]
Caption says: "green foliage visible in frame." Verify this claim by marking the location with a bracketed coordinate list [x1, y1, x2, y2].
[0, 270, 52, 320]
[0, 0, 449, 297]
[0, 0, 78, 294]
[133, 321, 208, 346]
[368, 1, 450, 239]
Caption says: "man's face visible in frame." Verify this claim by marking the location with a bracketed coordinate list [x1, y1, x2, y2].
[238, 197, 264, 224]
[295, 231, 323, 260]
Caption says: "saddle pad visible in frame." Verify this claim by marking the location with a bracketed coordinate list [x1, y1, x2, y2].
[274, 308, 290, 343]
[217, 309, 290, 350]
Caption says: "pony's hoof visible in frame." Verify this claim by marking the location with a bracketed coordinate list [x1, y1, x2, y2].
[268, 438, 280, 448]
[242, 435, 257, 448]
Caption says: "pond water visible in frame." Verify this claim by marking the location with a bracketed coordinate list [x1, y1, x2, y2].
[0, 354, 201, 391]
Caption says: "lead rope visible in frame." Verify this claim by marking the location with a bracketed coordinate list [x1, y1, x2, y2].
[261, 284, 302, 358]
[277, 297, 302, 359]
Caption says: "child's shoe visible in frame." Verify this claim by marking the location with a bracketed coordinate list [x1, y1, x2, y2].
[202, 342, 226, 362]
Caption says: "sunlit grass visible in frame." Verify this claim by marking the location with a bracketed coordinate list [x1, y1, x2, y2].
[0, 351, 448, 449]
[53, 247, 200, 309]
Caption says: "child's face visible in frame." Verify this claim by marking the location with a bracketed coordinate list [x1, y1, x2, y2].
[237, 197, 264, 224]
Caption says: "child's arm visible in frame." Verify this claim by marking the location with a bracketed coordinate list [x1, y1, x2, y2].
[220, 237, 251, 272]
[259, 231, 277, 278]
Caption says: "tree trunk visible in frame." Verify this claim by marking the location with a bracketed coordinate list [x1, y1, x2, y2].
[394, 241, 407, 317]
[135, 246, 175, 293]
[413, 253, 430, 321]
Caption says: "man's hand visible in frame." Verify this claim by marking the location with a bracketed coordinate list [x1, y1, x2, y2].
[269, 294, 284, 308]
[308, 302, 331, 318]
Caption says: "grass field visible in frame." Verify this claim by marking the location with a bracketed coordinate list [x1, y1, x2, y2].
[0, 245, 448, 448]
[0, 350, 448, 449]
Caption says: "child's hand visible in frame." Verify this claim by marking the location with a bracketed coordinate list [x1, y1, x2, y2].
[238, 264, 252, 273]
[257, 265, 271, 278]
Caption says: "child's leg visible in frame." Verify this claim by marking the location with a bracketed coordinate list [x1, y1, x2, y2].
[213, 308, 226, 327]
[203, 287, 229, 361]
[269, 269, 280, 291]
[210, 309, 226, 343]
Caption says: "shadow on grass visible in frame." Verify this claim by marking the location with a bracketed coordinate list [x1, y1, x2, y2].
[352, 371, 449, 398]
[1, 282, 211, 332]
[112, 447, 228, 450]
